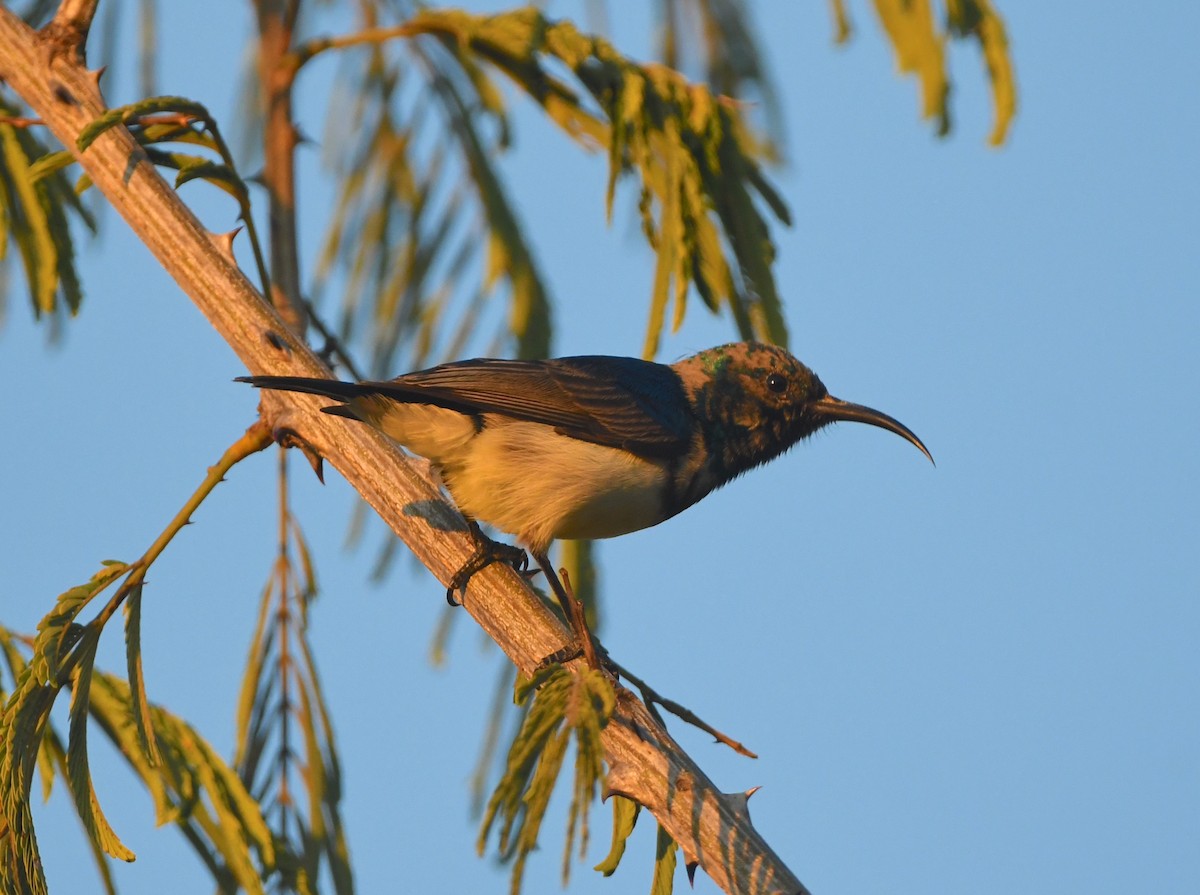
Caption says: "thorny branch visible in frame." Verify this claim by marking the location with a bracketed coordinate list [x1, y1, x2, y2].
[613, 661, 759, 760]
[91, 423, 274, 635]
[558, 569, 758, 759]
[0, 8, 811, 894]
[39, 421, 273, 690]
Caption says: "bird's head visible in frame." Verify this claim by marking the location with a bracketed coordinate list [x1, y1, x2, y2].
[677, 342, 932, 478]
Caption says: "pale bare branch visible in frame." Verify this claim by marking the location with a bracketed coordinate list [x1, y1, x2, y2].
[0, 10, 810, 894]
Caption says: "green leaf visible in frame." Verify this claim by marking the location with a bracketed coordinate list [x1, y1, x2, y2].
[313, 40, 549, 390]
[423, 46, 553, 360]
[873, 0, 950, 134]
[0, 671, 57, 894]
[234, 579, 274, 772]
[289, 514, 319, 605]
[651, 824, 678, 895]
[852, 0, 1017, 145]
[513, 728, 569, 892]
[406, 7, 792, 355]
[71, 95, 266, 290]
[295, 634, 354, 895]
[0, 584, 130, 893]
[123, 582, 162, 767]
[230, 516, 349, 893]
[66, 626, 135, 862]
[947, 0, 1017, 146]
[1, 94, 97, 328]
[0, 123, 60, 315]
[77, 95, 211, 152]
[593, 795, 639, 875]
[27, 150, 76, 183]
[479, 667, 616, 895]
[173, 157, 249, 205]
[86, 671, 276, 893]
[31, 562, 128, 685]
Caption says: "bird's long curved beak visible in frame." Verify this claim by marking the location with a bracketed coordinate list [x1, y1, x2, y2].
[815, 395, 934, 465]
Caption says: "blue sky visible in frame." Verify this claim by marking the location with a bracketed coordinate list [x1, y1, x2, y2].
[3, 2, 1197, 894]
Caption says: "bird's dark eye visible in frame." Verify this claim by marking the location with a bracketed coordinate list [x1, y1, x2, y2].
[766, 373, 787, 393]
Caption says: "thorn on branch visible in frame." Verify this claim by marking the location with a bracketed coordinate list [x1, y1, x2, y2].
[720, 786, 760, 820]
[271, 426, 325, 484]
[210, 226, 242, 258]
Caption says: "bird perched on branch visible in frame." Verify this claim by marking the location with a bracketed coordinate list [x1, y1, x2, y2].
[240, 341, 932, 668]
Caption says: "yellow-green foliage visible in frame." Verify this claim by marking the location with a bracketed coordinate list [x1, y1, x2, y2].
[0, 561, 278, 895]
[479, 665, 617, 895]
[405, 7, 792, 359]
[866, 0, 1017, 145]
[0, 98, 92, 321]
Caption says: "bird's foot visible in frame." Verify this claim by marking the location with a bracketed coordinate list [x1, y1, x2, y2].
[534, 637, 614, 676]
[530, 557, 606, 671]
[446, 523, 531, 606]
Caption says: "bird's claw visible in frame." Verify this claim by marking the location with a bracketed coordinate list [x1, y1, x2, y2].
[533, 638, 614, 677]
[445, 524, 530, 606]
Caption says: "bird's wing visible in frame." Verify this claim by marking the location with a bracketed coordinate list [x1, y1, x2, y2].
[361, 356, 694, 457]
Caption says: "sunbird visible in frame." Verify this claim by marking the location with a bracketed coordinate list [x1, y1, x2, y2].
[240, 341, 931, 666]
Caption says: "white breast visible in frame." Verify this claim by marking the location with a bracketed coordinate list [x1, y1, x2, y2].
[441, 418, 668, 549]
[355, 402, 670, 549]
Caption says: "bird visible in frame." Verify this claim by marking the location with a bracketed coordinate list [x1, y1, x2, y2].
[239, 341, 932, 667]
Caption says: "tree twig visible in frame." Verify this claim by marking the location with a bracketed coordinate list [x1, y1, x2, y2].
[254, 0, 306, 333]
[88, 421, 273, 636]
[612, 660, 759, 760]
[42, 0, 99, 62]
[290, 23, 419, 71]
[302, 296, 365, 380]
[50, 421, 273, 687]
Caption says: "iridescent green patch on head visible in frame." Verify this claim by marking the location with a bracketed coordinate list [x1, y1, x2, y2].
[695, 344, 734, 376]
[717, 343, 826, 400]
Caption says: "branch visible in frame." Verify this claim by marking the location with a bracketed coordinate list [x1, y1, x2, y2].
[41, 0, 99, 63]
[90, 421, 274, 636]
[254, 0, 305, 331]
[0, 11, 810, 895]
[611, 660, 758, 760]
[290, 23, 418, 70]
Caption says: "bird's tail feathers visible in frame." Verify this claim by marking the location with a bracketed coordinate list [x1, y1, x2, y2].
[321, 404, 364, 421]
[236, 375, 366, 403]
